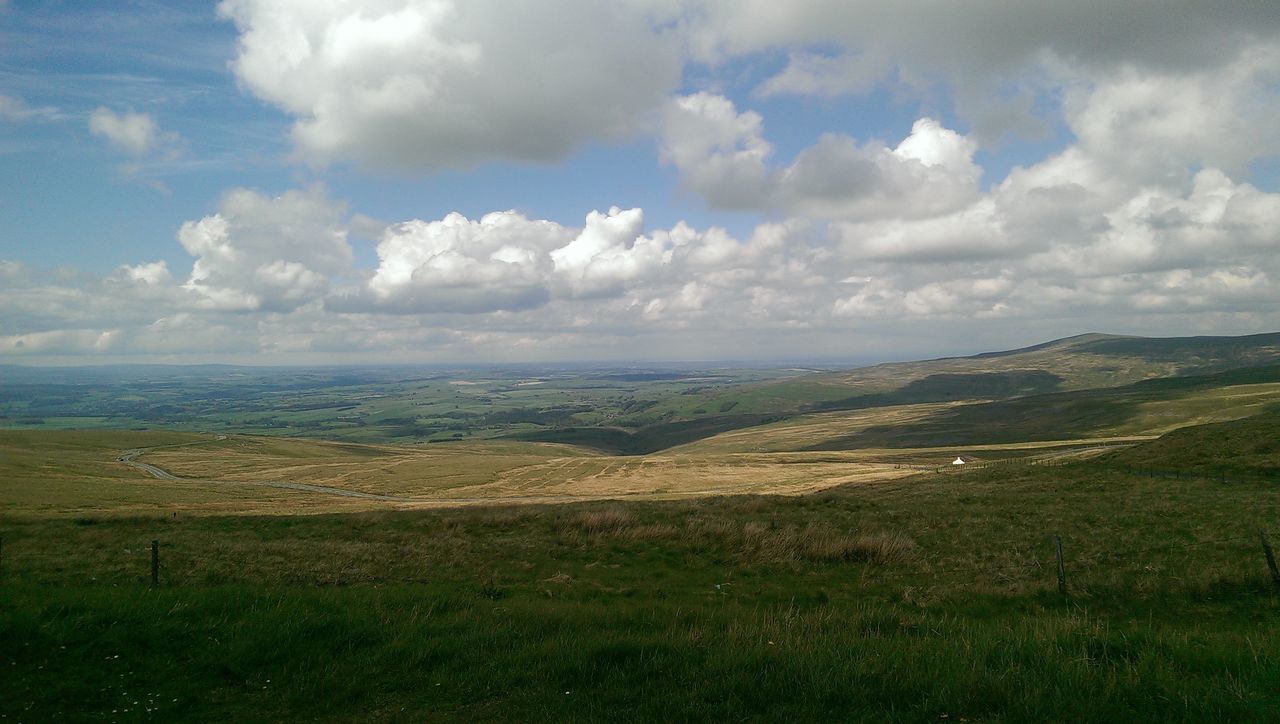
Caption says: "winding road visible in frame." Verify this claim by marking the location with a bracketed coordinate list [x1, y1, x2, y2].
[116, 439, 416, 502]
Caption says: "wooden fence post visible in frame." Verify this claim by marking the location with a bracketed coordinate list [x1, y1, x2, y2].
[1053, 535, 1067, 596]
[1261, 530, 1280, 589]
[151, 540, 159, 586]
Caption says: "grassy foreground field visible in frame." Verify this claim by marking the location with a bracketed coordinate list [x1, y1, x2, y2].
[5, 460, 1280, 720]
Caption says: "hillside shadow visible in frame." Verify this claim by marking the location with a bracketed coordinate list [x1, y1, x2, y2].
[808, 370, 1065, 413]
[510, 371, 1065, 455]
[804, 365, 1280, 451]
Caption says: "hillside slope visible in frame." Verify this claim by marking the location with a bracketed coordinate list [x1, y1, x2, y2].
[661, 331, 1280, 420]
[799, 365, 1280, 451]
[518, 332, 1280, 454]
[1101, 406, 1280, 475]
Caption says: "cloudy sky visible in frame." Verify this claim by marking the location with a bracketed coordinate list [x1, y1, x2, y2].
[2, 1, 1280, 365]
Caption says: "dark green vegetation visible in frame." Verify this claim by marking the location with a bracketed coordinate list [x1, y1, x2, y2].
[509, 412, 788, 454]
[806, 364, 1280, 450]
[808, 369, 1067, 411]
[0, 364, 796, 444]
[6, 462, 1280, 720]
[1075, 332, 1280, 367]
[1104, 406, 1280, 476]
[631, 331, 1280, 417]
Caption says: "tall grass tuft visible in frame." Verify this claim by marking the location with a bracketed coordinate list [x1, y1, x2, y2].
[798, 530, 916, 563]
[741, 522, 916, 564]
[570, 508, 634, 534]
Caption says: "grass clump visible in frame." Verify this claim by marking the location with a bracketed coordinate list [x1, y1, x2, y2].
[739, 521, 915, 563]
[568, 507, 635, 534]
[799, 529, 915, 563]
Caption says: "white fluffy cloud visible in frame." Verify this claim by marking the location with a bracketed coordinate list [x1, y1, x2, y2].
[1065, 46, 1280, 185]
[177, 187, 352, 311]
[1022, 169, 1280, 277]
[5, 170, 1280, 362]
[659, 93, 775, 209]
[8, 4, 1280, 362]
[662, 93, 981, 221]
[14, 81, 1280, 363]
[827, 160, 1280, 321]
[217, 0, 682, 170]
[551, 207, 669, 298]
[360, 211, 570, 313]
[348, 206, 701, 312]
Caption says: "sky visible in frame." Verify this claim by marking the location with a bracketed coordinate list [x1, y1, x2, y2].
[2, 1, 1280, 366]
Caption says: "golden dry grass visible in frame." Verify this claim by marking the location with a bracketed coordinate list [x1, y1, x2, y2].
[0, 430, 758, 515]
[141, 438, 928, 507]
[0, 425, 1147, 518]
[671, 402, 958, 454]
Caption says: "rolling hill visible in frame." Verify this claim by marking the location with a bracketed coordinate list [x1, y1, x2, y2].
[514, 331, 1280, 454]
[1101, 405, 1280, 475]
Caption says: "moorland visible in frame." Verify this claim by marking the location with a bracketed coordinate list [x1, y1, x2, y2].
[4, 331, 1280, 720]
